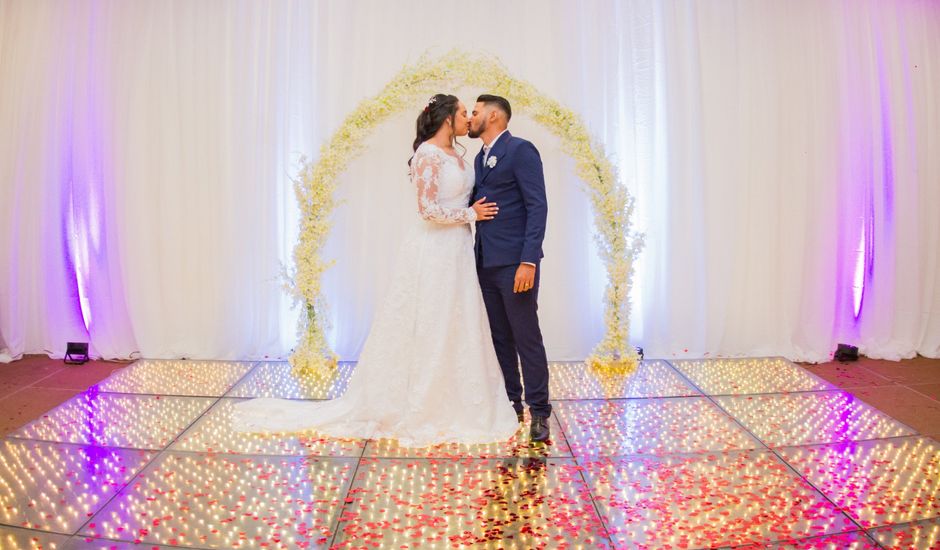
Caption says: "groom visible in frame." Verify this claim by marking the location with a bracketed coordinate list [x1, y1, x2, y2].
[468, 95, 551, 442]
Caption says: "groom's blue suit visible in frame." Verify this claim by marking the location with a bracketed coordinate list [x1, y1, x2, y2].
[472, 132, 551, 418]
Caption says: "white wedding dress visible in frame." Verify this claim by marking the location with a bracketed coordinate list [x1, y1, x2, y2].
[232, 142, 519, 447]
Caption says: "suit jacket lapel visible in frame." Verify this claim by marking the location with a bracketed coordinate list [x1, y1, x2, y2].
[480, 131, 511, 185]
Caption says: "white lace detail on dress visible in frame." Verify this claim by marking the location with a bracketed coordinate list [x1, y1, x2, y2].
[412, 144, 476, 224]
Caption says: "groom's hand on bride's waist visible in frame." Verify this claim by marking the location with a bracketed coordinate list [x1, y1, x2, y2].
[513, 263, 537, 293]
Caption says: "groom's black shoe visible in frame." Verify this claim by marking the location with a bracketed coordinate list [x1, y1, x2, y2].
[516, 411, 525, 423]
[530, 415, 550, 442]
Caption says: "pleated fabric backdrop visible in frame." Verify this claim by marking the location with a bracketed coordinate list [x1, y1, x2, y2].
[1, 0, 938, 363]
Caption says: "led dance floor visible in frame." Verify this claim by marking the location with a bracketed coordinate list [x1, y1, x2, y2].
[1, 358, 938, 549]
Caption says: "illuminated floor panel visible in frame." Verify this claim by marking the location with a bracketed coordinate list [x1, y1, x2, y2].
[95, 360, 253, 396]
[0, 439, 154, 534]
[868, 517, 940, 549]
[331, 457, 609, 548]
[672, 357, 834, 395]
[778, 436, 940, 528]
[67, 539, 179, 549]
[1, 357, 934, 548]
[555, 398, 760, 456]
[716, 391, 915, 447]
[10, 392, 215, 450]
[171, 398, 365, 456]
[737, 530, 880, 549]
[80, 452, 356, 549]
[226, 362, 355, 400]
[549, 360, 701, 399]
[363, 410, 569, 459]
[0, 525, 71, 549]
[581, 451, 858, 548]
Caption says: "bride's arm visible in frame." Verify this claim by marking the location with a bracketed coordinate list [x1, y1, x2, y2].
[412, 150, 477, 224]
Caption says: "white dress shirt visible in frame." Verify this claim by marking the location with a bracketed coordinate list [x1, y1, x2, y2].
[482, 129, 509, 165]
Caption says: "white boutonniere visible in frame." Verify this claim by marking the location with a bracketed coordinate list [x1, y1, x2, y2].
[486, 155, 498, 168]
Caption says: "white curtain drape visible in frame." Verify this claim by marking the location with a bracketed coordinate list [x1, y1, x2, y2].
[636, 0, 940, 361]
[2, 0, 938, 363]
[1, 0, 319, 360]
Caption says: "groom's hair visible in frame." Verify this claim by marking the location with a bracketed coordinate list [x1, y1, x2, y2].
[477, 94, 512, 121]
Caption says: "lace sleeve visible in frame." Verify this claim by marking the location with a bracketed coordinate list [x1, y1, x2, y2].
[412, 149, 477, 224]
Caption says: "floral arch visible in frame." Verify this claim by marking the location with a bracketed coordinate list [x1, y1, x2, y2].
[288, 51, 643, 377]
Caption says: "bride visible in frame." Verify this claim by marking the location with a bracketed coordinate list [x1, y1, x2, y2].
[232, 94, 520, 447]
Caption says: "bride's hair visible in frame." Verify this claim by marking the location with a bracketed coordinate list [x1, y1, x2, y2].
[409, 93, 464, 166]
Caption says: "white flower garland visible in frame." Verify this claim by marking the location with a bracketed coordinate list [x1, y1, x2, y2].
[288, 50, 644, 377]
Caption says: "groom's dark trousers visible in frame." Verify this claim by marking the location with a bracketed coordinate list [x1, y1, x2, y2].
[473, 132, 551, 419]
[476, 260, 551, 418]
